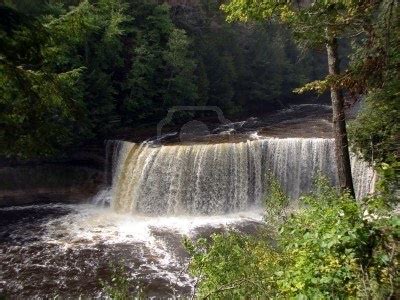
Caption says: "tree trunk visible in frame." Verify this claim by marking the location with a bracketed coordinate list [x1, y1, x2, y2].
[325, 36, 355, 198]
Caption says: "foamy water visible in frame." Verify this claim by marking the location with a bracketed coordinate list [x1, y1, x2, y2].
[0, 203, 264, 297]
[43, 204, 264, 249]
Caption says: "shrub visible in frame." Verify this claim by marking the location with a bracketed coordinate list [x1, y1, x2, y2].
[183, 232, 283, 298]
[101, 263, 145, 300]
[185, 179, 400, 298]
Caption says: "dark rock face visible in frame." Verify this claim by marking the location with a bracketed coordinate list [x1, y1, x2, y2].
[0, 147, 105, 207]
[0, 164, 104, 207]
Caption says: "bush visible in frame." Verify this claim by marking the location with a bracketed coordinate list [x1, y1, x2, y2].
[264, 175, 290, 227]
[184, 179, 400, 298]
[184, 232, 283, 298]
[101, 263, 145, 300]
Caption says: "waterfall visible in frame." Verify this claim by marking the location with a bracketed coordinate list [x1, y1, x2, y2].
[107, 138, 375, 215]
[105, 140, 125, 186]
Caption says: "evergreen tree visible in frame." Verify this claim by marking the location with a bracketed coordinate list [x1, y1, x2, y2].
[1, 0, 329, 158]
[0, 6, 83, 158]
[221, 0, 383, 196]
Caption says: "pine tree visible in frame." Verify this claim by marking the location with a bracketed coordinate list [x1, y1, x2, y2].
[221, 0, 381, 196]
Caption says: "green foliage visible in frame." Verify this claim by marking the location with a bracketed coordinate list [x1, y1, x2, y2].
[46, 0, 130, 137]
[185, 179, 400, 298]
[123, 8, 198, 123]
[0, 1, 129, 158]
[349, 89, 400, 164]
[163, 28, 198, 106]
[183, 232, 282, 298]
[1, 0, 327, 158]
[346, 2, 399, 200]
[101, 263, 130, 300]
[264, 174, 290, 226]
[221, 0, 375, 45]
[0, 6, 84, 158]
[374, 158, 400, 205]
[221, 0, 386, 97]
[238, 23, 319, 110]
[222, 0, 399, 169]
[101, 263, 145, 300]
[347, 1, 400, 169]
[278, 191, 399, 298]
[0, 0, 198, 157]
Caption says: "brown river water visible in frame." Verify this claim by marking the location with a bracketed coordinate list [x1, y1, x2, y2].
[0, 203, 265, 297]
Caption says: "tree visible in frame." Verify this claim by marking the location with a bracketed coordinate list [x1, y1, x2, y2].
[1, 0, 329, 159]
[123, 3, 198, 123]
[325, 34, 355, 197]
[221, 0, 382, 197]
[0, 6, 83, 158]
[46, 0, 131, 138]
[162, 28, 198, 108]
[346, 0, 400, 165]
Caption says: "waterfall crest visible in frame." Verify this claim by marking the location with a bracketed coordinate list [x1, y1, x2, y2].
[107, 138, 375, 215]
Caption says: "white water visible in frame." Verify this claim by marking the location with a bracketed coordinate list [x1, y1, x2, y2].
[107, 138, 375, 216]
[2, 203, 264, 297]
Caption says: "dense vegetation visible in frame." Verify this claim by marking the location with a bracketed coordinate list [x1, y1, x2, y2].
[185, 178, 400, 298]
[0, 0, 325, 158]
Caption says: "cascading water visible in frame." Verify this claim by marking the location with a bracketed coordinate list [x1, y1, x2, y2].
[108, 138, 375, 216]
[1, 107, 377, 297]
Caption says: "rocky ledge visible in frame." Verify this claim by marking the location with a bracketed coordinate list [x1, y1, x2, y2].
[0, 146, 105, 207]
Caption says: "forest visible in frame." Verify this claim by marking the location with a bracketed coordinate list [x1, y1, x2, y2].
[1, 0, 326, 158]
[0, 0, 399, 299]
